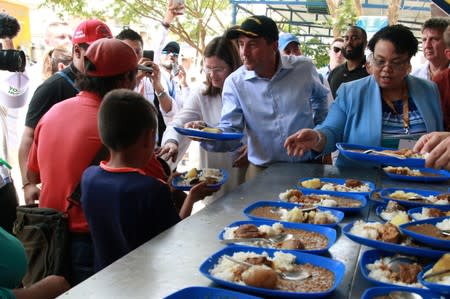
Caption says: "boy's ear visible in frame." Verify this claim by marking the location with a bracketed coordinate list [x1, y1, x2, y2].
[143, 129, 156, 148]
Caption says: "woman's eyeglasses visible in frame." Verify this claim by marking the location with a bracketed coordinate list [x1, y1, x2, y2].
[203, 67, 227, 75]
[332, 47, 342, 53]
[371, 57, 409, 71]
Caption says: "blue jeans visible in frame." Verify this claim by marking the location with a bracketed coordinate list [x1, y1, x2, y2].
[69, 233, 94, 286]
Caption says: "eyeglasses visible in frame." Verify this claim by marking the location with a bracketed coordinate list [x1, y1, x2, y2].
[371, 57, 409, 71]
[332, 47, 341, 53]
[203, 67, 227, 75]
[162, 51, 179, 57]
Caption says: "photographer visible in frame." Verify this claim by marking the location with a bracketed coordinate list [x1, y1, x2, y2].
[0, 12, 28, 234]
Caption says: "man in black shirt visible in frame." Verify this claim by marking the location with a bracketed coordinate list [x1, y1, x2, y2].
[19, 19, 112, 204]
[328, 26, 369, 98]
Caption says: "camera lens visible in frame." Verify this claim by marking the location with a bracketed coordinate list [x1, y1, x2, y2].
[0, 49, 26, 72]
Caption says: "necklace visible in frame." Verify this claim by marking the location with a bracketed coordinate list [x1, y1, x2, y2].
[381, 81, 410, 134]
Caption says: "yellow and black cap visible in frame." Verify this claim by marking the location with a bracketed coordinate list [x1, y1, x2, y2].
[226, 15, 279, 41]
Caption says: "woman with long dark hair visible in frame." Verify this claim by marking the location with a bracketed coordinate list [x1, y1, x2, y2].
[159, 36, 248, 205]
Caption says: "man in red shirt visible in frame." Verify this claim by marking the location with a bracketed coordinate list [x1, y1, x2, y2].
[432, 24, 450, 131]
[26, 38, 140, 285]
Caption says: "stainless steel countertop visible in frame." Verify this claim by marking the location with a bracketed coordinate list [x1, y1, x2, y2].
[60, 163, 449, 299]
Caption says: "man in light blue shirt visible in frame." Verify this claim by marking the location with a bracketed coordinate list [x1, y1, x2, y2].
[204, 15, 329, 179]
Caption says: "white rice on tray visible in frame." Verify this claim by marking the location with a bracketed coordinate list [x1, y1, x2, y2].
[321, 183, 371, 192]
[389, 191, 448, 205]
[411, 208, 434, 220]
[367, 257, 423, 288]
[223, 222, 284, 240]
[350, 220, 415, 246]
[280, 207, 337, 224]
[380, 210, 408, 222]
[350, 220, 383, 240]
[436, 218, 450, 231]
[210, 251, 296, 282]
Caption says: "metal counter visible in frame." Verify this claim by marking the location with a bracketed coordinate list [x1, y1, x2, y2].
[61, 163, 449, 299]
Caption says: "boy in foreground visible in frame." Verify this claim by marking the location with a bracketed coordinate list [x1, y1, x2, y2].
[80, 89, 217, 272]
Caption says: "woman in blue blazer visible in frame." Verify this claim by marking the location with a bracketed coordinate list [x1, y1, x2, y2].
[284, 24, 444, 168]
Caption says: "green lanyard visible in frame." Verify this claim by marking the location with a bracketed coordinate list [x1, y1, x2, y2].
[0, 158, 12, 169]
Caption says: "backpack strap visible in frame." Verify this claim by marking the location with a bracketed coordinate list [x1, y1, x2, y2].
[68, 146, 109, 207]
[56, 71, 80, 93]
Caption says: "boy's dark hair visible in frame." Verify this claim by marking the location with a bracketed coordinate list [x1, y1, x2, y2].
[368, 24, 418, 58]
[99, 89, 157, 151]
[422, 17, 450, 34]
[203, 36, 241, 97]
[115, 28, 143, 45]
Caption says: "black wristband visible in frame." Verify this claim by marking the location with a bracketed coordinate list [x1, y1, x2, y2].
[161, 21, 170, 29]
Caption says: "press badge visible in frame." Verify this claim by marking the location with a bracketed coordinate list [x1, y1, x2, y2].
[398, 139, 416, 150]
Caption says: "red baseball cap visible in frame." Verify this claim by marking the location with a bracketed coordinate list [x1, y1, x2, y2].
[84, 38, 138, 77]
[72, 19, 112, 45]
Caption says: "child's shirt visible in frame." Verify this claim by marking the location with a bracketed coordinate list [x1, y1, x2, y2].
[81, 163, 181, 272]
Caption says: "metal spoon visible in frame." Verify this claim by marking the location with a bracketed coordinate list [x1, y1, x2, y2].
[362, 149, 406, 159]
[388, 255, 418, 273]
[224, 255, 311, 281]
[388, 291, 423, 299]
[270, 206, 317, 214]
[221, 233, 294, 245]
[440, 229, 450, 237]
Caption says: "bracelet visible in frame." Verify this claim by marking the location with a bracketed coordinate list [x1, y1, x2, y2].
[165, 139, 179, 146]
[156, 90, 166, 98]
[161, 21, 170, 29]
[22, 182, 32, 189]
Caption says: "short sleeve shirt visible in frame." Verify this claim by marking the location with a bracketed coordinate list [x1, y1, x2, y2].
[328, 61, 369, 98]
[25, 64, 78, 128]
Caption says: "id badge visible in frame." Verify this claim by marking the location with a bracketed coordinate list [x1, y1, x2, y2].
[398, 139, 416, 150]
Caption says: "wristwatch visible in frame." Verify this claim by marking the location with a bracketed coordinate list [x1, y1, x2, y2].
[156, 90, 166, 98]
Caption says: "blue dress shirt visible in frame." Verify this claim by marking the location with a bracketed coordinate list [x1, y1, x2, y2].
[210, 54, 329, 166]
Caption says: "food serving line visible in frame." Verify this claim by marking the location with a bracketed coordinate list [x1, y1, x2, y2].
[60, 163, 449, 299]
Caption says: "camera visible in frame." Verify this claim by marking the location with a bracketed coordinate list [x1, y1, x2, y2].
[143, 50, 154, 61]
[0, 49, 26, 72]
[0, 13, 26, 72]
[138, 64, 153, 73]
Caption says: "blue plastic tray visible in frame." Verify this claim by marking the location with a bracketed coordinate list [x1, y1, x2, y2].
[418, 265, 450, 295]
[163, 286, 262, 299]
[400, 217, 450, 250]
[296, 177, 375, 196]
[243, 200, 344, 227]
[172, 169, 228, 191]
[343, 221, 447, 258]
[174, 127, 244, 141]
[379, 188, 449, 208]
[408, 206, 450, 221]
[336, 143, 425, 167]
[285, 189, 367, 213]
[383, 167, 450, 183]
[360, 249, 426, 290]
[368, 189, 385, 204]
[361, 286, 443, 299]
[218, 219, 336, 254]
[199, 245, 345, 298]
